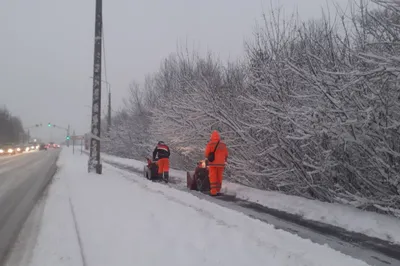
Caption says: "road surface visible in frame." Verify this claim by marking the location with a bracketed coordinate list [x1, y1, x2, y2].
[0, 149, 59, 264]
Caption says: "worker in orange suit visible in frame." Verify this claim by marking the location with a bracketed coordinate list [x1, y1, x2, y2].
[204, 130, 228, 196]
[153, 141, 170, 183]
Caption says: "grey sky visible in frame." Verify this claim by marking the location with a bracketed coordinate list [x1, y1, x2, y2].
[0, 0, 350, 142]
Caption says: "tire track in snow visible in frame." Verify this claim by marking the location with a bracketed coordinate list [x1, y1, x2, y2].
[68, 197, 88, 266]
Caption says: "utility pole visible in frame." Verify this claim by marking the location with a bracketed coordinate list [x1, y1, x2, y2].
[88, 0, 103, 174]
[88, 77, 111, 133]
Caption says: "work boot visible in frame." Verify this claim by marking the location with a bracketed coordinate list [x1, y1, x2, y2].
[163, 172, 169, 183]
[210, 191, 222, 197]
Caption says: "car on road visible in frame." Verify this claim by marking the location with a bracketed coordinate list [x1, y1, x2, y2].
[22, 144, 31, 152]
[27, 143, 39, 151]
[48, 142, 60, 148]
[0, 143, 17, 155]
[47, 143, 60, 148]
[15, 143, 32, 153]
[39, 143, 47, 150]
[13, 144, 24, 153]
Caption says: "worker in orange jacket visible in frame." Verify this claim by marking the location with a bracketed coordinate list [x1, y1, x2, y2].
[204, 130, 228, 196]
[153, 141, 170, 183]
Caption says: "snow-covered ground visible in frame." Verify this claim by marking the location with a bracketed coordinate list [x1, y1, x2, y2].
[101, 153, 400, 245]
[10, 149, 372, 266]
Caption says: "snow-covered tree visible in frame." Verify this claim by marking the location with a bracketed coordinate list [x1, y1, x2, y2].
[106, 0, 400, 217]
[0, 107, 25, 143]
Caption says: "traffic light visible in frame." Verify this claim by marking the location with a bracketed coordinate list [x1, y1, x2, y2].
[48, 123, 51, 127]
[66, 136, 70, 140]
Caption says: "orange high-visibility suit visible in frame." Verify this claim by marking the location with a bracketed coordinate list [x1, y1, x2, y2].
[157, 158, 169, 175]
[153, 142, 170, 181]
[204, 130, 228, 196]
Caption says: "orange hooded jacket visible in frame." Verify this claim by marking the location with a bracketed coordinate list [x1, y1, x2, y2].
[204, 130, 228, 167]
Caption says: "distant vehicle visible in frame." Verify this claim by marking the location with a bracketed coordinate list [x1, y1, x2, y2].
[23, 144, 31, 152]
[28, 143, 40, 151]
[14, 144, 25, 153]
[0, 143, 16, 155]
[39, 143, 47, 151]
[47, 142, 54, 148]
[49, 143, 60, 148]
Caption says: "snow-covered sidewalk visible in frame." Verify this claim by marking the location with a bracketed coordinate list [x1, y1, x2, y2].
[101, 153, 400, 245]
[22, 149, 371, 266]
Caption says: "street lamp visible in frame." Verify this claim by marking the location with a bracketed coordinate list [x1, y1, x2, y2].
[25, 123, 42, 143]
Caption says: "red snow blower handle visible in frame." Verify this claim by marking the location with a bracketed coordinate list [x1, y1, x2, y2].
[145, 157, 152, 166]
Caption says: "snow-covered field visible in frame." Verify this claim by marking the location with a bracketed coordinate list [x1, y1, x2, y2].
[11, 150, 372, 266]
[100, 153, 400, 245]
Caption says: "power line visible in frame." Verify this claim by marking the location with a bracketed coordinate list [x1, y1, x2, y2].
[102, 22, 111, 132]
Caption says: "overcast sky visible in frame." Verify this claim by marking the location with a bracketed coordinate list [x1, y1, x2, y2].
[0, 0, 351, 142]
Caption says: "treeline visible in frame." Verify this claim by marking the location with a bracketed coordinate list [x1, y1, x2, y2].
[104, 0, 400, 217]
[0, 107, 25, 144]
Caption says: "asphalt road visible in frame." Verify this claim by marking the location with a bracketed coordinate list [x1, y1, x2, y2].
[0, 149, 59, 264]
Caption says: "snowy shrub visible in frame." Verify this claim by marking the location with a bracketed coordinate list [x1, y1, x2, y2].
[102, 83, 154, 160]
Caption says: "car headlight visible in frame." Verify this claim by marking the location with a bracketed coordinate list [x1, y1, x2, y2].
[25, 147, 30, 151]
[0, 149, 4, 153]
[31, 146, 34, 149]
[17, 148, 21, 152]
[8, 149, 13, 153]
[36, 145, 39, 149]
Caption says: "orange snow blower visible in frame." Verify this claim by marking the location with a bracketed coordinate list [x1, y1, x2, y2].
[187, 159, 210, 192]
[143, 157, 162, 181]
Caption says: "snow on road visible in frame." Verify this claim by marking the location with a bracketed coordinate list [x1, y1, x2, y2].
[18, 149, 371, 266]
[100, 153, 400, 245]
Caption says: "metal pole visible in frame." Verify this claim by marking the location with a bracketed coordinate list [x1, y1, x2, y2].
[72, 130, 75, 154]
[88, 0, 103, 174]
[88, 77, 111, 134]
[67, 124, 70, 147]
